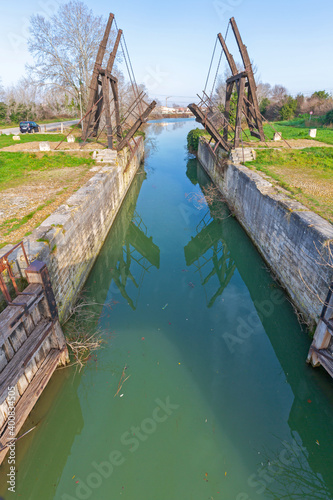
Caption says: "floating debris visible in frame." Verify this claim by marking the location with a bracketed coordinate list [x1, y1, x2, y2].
[162, 303, 168, 310]
[114, 366, 131, 397]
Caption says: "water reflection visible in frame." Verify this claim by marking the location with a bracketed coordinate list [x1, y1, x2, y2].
[89, 168, 160, 311]
[109, 211, 160, 310]
[184, 213, 236, 308]
[186, 157, 333, 498]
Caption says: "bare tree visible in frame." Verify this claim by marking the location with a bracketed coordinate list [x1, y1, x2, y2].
[0, 78, 5, 101]
[27, 0, 117, 110]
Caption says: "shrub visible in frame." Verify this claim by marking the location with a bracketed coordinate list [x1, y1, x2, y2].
[187, 128, 209, 153]
[279, 96, 298, 120]
[324, 109, 333, 125]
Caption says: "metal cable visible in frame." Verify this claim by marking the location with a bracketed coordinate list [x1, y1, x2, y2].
[210, 21, 230, 102]
[115, 17, 143, 115]
[204, 36, 218, 94]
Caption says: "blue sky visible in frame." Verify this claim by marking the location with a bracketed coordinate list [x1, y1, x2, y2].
[1, 0, 333, 105]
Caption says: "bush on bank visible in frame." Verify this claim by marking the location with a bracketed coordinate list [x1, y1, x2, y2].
[187, 128, 210, 153]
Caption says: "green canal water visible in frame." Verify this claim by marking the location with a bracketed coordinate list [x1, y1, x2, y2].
[1, 118, 333, 500]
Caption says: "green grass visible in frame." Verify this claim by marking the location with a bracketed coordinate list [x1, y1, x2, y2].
[251, 147, 333, 171]
[245, 122, 333, 145]
[245, 147, 333, 223]
[0, 151, 95, 191]
[0, 133, 66, 149]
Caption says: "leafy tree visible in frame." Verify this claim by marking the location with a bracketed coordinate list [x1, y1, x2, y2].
[279, 96, 298, 120]
[260, 97, 270, 116]
[312, 90, 330, 100]
[324, 109, 333, 125]
[0, 102, 7, 122]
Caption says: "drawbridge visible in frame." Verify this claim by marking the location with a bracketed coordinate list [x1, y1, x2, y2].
[81, 13, 156, 151]
[189, 17, 265, 153]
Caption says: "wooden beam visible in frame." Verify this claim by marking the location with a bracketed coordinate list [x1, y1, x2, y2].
[226, 71, 247, 84]
[106, 29, 122, 74]
[92, 84, 104, 137]
[117, 101, 157, 151]
[82, 13, 114, 140]
[223, 81, 234, 142]
[102, 76, 113, 149]
[217, 33, 238, 76]
[234, 76, 245, 148]
[110, 79, 122, 142]
[229, 17, 265, 141]
[188, 103, 231, 153]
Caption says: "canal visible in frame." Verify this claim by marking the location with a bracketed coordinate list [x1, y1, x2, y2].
[1, 118, 333, 500]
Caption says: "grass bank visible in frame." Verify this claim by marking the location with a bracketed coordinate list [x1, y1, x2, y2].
[245, 148, 333, 224]
[0, 151, 94, 191]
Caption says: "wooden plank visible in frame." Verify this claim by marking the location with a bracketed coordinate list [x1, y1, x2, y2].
[0, 319, 53, 405]
[0, 284, 43, 344]
[316, 349, 333, 378]
[0, 349, 62, 464]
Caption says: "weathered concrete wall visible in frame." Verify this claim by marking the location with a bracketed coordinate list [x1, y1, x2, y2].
[198, 137, 333, 325]
[1, 139, 144, 322]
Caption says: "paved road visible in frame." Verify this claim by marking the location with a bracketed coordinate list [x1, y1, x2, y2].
[1, 120, 80, 135]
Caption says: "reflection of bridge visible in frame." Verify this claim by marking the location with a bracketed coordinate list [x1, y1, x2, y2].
[186, 158, 333, 497]
[110, 211, 160, 309]
[184, 212, 235, 308]
[88, 168, 160, 312]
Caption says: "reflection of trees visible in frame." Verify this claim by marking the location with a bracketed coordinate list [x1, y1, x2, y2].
[184, 212, 236, 308]
[148, 122, 165, 135]
[260, 436, 332, 500]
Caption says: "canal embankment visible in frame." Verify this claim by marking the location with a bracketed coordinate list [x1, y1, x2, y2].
[0, 138, 144, 322]
[197, 136, 333, 326]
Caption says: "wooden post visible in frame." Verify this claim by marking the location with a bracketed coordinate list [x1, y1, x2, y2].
[234, 76, 245, 148]
[110, 78, 122, 142]
[82, 13, 114, 141]
[224, 81, 234, 142]
[92, 84, 104, 138]
[229, 17, 265, 141]
[102, 76, 113, 149]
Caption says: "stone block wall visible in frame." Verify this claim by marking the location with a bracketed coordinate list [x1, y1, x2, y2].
[198, 137, 333, 325]
[1, 139, 144, 322]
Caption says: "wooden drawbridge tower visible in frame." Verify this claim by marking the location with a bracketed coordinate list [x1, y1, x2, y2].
[82, 13, 156, 151]
[189, 17, 265, 152]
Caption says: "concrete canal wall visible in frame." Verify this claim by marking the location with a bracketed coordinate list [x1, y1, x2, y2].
[198, 137, 333, 325]
[1, 138, 144, 322]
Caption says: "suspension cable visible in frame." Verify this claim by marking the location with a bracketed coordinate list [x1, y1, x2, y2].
[204, 36, 218, 94]
[114, 18, 143, 115]
[210, 21, 230, 102]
